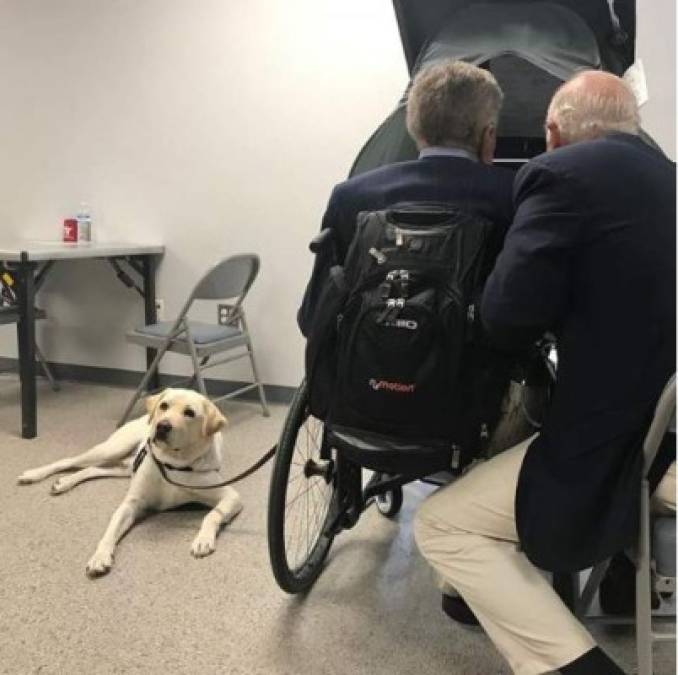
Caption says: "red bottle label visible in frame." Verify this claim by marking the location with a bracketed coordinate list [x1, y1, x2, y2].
[63, 219, 78, 242]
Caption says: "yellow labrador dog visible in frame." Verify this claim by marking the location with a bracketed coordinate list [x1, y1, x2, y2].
[17, 388, 242, 578]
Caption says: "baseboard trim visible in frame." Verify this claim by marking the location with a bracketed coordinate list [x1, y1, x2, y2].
[0, 357, 296, 405]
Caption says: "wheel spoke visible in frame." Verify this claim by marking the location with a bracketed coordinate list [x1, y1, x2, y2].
[305, 473, 310, 559]
[286, 471, 305, 486]
[308, 480, 326, 541]
[285, 481, 318, 510]
[280, 413, 335, 573]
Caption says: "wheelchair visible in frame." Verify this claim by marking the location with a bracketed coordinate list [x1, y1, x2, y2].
[266, 222, 556, 594]
[267, 348, 555, 595]
[268, 377, 444, 593]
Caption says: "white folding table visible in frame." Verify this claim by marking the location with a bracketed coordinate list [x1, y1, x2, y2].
[0, 240, 164, 438]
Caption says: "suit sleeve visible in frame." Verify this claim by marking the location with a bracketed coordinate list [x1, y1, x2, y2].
[480, 160, 584, 350]
[297, 187, 343, 337]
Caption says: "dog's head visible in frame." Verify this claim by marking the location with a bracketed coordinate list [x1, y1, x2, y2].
[145, 388, 227, 463]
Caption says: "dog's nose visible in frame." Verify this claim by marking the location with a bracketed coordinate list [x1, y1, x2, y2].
[155, 421, 172, 440]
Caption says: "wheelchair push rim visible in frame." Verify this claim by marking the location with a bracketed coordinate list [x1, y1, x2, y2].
[267, 379, 338, 593]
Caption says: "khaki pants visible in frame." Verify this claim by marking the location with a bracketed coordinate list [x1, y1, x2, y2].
[414, 437, 676, 675]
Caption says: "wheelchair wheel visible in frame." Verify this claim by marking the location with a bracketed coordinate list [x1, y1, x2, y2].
[376, 485, 403, 518]
[267, 379, 338, 594]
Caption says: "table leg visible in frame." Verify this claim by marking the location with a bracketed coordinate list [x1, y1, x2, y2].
[16, 255, 37, 438]
[141, 255, 159, 391]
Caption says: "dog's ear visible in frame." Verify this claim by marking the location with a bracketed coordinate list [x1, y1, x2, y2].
[203, 400, 227, 436]
[145, 392, 164, 418]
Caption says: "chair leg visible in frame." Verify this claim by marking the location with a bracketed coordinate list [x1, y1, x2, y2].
[185, 335, 208, 397]
[575, 560, 610, 620]
[238, 312, 269, 416]
[34, 343, 59, 392]
[118, 341, 170, 427]
[636, 479, 654, 675]
[187, 356, 209, 390]
[247, 339, 269, 417]
[193, 369, 208, 397]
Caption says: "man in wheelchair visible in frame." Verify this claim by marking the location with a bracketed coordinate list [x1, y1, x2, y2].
[298, 59, 513, 339]
[415, 71, 676, 675]
[272, 59, 527, 597]
[298, 59, 523, 465]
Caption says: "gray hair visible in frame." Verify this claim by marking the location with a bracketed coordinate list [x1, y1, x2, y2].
[406, 60, 504, 152]
[547, 74, 640, 143]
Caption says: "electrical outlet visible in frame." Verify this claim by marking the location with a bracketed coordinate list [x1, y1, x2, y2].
[155, 298, 165, 321]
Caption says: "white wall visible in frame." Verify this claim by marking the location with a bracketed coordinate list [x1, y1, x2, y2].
[637, 0, 676, 159]
[0, 1, 675, 388]
[0, 0, 405, 386]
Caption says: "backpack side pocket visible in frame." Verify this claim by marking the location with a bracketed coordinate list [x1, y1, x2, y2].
[305, 266, 348, 419]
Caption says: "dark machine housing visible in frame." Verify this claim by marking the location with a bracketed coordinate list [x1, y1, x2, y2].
[351, 0, 642, 175]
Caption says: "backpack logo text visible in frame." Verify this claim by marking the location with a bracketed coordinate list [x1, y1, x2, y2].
[368, 378, 416, 394]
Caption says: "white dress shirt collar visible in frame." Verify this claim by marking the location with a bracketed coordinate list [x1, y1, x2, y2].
[419, 145, 478, 162]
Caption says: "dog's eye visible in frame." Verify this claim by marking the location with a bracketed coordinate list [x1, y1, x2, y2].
[159, 402, 169, 411]
[183, 408, 195, 418]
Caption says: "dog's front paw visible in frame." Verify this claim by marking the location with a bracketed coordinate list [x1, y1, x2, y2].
[191, 532, 217, 558]
[86, 550, 114, 578]
[17, 468, 46, 485]
[50, 478, 71, 495]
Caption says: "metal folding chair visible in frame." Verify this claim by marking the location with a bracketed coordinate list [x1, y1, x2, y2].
[574, 374, 676, 675]
[0, 306, 59, 392]
[118, 254, 269, 425]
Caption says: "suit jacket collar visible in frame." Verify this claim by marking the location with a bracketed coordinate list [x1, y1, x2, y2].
[419, 146, 478, 163]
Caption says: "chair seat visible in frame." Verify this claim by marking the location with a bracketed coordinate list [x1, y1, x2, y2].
[132, 320, 242, 344]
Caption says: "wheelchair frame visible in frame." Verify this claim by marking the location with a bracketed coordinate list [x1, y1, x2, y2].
[266, 377, 446, 594]
[267, 226, 555, 594]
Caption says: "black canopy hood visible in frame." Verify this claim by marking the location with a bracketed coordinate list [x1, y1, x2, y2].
[393, 0, 636, 75]
[349, 0, 642, 176]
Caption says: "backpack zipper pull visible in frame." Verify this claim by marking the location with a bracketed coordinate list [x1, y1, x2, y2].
[390, 298, 405, 322]
[480, 422, 491, 458]
[480, 422, 489, 442]
[377, 298, 396, 324]
[380, 270, 397, 299]
[369, 247, 387, 264]
[451, 444, 461, 470]
[400, 270, 410, 298]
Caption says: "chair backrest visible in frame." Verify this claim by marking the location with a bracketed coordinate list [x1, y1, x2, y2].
[163, 255, 260, 337]
[191, 254, 260, 303]
[643, 374, 676, 476]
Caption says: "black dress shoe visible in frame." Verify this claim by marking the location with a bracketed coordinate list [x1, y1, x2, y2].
[599, 552, 660, 615]
[442, 593, 481, 626]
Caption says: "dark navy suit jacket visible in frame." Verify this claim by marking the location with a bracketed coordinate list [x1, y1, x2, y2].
[482, 133, 676, 571]
[298, 154, 514, 335]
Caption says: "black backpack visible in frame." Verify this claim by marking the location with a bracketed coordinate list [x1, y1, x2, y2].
[306, 203, 507, 465]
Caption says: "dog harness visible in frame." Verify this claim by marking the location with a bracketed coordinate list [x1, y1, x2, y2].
[132, 440, 224, 488]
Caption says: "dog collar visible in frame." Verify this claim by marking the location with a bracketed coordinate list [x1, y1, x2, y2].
[132, 442, 194, 474]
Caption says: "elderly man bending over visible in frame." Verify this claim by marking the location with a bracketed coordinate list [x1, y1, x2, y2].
[415, 71, 676, 675]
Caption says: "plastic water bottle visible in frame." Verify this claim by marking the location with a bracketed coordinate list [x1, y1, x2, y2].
[76, 202, 92, 242]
